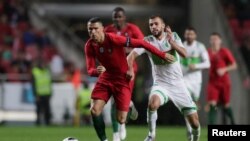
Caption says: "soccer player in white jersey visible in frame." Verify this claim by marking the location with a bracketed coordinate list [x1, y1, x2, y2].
[127, 15, 201, 141]
[181, 27, 210, 141]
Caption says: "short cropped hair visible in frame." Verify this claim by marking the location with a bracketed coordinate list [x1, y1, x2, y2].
[211, 32, 221, 38]
[149, 15, 165, 24]
[88, 17, 103, 25]
[185, 26, 196, 33]
[113, 7, 125, 14]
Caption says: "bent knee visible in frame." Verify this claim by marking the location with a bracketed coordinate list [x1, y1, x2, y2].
[90, 107, 102, 116]
[148, 95, 161, 111]
[116, 115, 126, 124]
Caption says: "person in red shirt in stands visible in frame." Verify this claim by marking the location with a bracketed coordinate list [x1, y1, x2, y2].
[85, 17, 174, 141]
[104, 7, 144, 141]
[206, 32, 237, 125]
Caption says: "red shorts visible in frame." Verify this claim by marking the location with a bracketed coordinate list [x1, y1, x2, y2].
[207, 82, 231, 105]
[91, 75, 131, 111]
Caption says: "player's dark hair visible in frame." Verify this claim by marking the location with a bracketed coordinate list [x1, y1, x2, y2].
[211, 32, 221, 38]
[113, 7, 126, 14]
[88, 17, 103, 25]
[149, 15, 165, 24]
[185, 26, 196, 33]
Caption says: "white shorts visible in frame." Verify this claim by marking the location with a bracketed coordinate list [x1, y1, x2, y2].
[149, 83, 197, 116]
[184, 82, 201, 102]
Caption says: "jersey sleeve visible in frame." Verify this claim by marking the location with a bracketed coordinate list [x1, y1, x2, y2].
[224, 48, 236, 64]
[195, 43, 211, 69]
[84, 42, 99, 77]
[109, 33, 166, 59]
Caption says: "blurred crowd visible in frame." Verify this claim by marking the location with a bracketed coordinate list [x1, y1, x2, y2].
[221, 0, 250, 88]
[0, 0, 78, 82]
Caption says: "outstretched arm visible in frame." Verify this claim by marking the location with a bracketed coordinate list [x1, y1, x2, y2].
[110, 34, 166, 60]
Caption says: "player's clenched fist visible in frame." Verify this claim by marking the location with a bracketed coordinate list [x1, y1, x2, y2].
[97, 65, 106, 74]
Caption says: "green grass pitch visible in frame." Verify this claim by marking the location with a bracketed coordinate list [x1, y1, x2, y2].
[0, 125, 207, 141]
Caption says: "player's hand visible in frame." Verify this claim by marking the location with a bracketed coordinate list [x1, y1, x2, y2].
[126, 69, 135, 81]
[165, 52, 175, 63]
[166, 26, 174, 43]
[97, 65, 106, 74]
[189, 64, 196, 70]
[217, 68, 227, 76]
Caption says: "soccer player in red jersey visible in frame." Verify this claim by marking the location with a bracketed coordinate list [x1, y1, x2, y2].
[85, 17, 173, 141]
[104, 7, 144, 141]
[206, 32, 237, 125]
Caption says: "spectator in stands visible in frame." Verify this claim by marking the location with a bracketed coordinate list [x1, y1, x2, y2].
[240, 33, 250, 73]
[11, 51, 31, 74]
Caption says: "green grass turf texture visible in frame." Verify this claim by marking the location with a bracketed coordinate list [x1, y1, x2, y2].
[0, 125, 207, 141]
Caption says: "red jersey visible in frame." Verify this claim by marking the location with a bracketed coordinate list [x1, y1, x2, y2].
[104, 23, 144, 40]
[207, 47, 235, 84]
[85, 33, 165, 77]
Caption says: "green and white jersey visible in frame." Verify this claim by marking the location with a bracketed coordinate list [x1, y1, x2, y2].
[181, 41, 210, 83]
[134, 32, 184, 86]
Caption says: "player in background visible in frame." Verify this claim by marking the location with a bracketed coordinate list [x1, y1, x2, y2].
[206, 32, 237, 125]
[181, 27, 210, 141]
[85, 17, 173, 141]
[104, 7, 144, 141]
[127, 15, 201, 141]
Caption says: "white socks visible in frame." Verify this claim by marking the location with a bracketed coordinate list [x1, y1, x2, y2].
[147, 109, 157, 137]
[192, 126, 200, 141]
[185, 117, 193, 141]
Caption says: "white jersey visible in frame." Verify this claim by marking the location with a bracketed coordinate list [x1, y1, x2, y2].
[181, 41, 210, 84]
[134, 32, 184, 86]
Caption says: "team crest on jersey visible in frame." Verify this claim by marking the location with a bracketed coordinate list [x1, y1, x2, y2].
[99, 47, 104, 53]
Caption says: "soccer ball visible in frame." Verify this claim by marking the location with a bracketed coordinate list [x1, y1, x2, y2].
[62, 137, 79, 141]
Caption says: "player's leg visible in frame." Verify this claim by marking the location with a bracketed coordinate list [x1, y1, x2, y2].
[91, 99, 107, 141]
[221, 84, 235, 125]
[185, 112, 200, 141]
[207, 83, 219, 125]
[110, 97, 120, 141]
[185, 83, 201, 141]
[91, 82, 110, 141]
[113, 84, 132, 124]
[171, 82, 200, 141]
[144, 86, 168, 141]
[112, 82, 132, 141]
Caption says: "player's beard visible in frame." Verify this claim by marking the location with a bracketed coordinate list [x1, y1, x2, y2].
[186, 38, 194, 45]
[152, 30, 163, 38]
